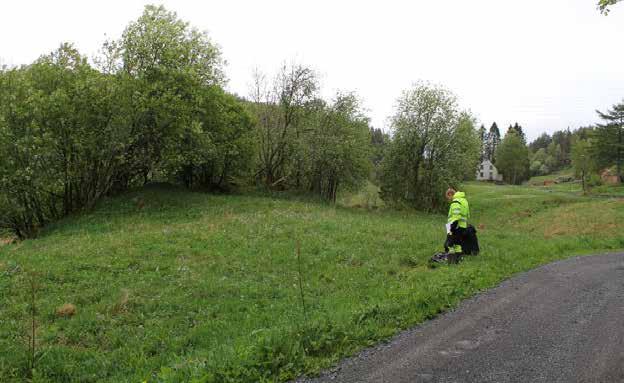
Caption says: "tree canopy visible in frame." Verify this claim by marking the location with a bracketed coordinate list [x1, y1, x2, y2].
[0, 6, 251, 237]
[495, 129, 530, 185]
[593, 100, 624, 180]
[379, 83, 480, 210]
[598, 0, 621, 14]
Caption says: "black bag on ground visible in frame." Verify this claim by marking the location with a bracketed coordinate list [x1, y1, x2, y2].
[445, 224, 480, 255]
[462, 224, 480, 255]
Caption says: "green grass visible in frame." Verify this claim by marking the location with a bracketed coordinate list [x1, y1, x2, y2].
[528, 168, 624, 196]
[1, 183, 623, 382]
[527, 167, 575, 185]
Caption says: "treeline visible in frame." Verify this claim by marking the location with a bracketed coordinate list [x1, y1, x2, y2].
[0, 6, 257, 238]
[477, 101, 624, 188]
[528, 129, 575, 176]
[570, 102, 624, 191]
[249, 66, 371, 202]
[0, 6, 372, 237]
[0, 5, 484, 238]
[526, 100, 623, 191]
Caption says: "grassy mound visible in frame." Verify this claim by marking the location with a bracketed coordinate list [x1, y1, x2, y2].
[1, 183, 623, 382]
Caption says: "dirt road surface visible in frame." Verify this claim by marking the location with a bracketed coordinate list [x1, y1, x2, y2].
[297, 253, 624, 383]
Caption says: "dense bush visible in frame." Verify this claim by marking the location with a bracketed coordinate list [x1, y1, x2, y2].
[0, 6, 254, 237]
[0, 5, 375, 237]
[164, 87, 255, 190]
[303, 93, 372, 202]
[0, 46, 133, 237]
[249, 66, 372, 201]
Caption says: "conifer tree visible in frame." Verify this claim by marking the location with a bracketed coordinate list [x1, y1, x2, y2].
[593, 100, 624, 181]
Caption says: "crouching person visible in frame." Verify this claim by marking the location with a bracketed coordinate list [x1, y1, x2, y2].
[431, 188, 479, 265]
[445, 187, 469, 256]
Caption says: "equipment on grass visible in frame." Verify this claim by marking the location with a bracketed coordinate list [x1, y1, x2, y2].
[429, 251, 463, 265]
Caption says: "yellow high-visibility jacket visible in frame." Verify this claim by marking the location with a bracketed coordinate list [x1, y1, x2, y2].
[447, 191, 469, 229]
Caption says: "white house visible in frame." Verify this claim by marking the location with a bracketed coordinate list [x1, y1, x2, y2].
[476, 159, 503, 181]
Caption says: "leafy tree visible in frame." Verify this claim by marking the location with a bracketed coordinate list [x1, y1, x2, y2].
[455, 113, 482, 180]
[304, 93, 372, 202]
[379, 82, 479, 210]
[163, 86, 255, 190]
[598, 0, 620, 14]
[508, 122, 527, 145]
[106, 5, 226, 187]
[0, 44, 132, 237]
[529, 148, 551, 176]
[495, 129, 530, 184]
[0, 5, 254, 237]
[593, 100, 624, 181]
[250, 64, 318, 188]
[370, 128, 388, 165]
[529, 128, 575, 175]
[118, 5, 224, 84]
[571, 138, 595, 193]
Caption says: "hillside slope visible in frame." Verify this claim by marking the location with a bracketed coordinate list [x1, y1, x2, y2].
[1, 183, 623, 382]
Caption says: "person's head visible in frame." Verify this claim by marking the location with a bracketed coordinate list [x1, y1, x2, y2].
[445, 188, 456, 201]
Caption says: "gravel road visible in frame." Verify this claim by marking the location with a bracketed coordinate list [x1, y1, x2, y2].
[297, 253, 624, 383]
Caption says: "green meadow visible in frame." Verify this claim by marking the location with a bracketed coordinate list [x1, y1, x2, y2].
[1, 182, 623, 382]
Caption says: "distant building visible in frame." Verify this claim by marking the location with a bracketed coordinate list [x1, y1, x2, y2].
[477, 159, 503, 181]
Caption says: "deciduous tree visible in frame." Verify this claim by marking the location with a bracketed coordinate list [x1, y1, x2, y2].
[379, 82, 479, 210]
[571, 138, 595, 193]
[495, 129, 530, 185]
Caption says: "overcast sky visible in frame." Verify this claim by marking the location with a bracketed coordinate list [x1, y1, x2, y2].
[1, 0, 623, 140]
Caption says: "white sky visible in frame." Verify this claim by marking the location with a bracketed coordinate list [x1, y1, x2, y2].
[1, 0, 623, 140]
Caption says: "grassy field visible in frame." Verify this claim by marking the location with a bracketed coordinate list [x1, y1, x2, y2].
[1, 182, 623, 382]
[527, 168, 624, 196]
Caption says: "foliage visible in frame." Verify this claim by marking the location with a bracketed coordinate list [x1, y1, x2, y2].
[592, 100, 624, 181]
[507, 122, 527, 145]
[370, 127, 389, 182]
[163, 87, 255, 190]
[107, 4, 229, 188]
[118, 5, 224, 85]
[529, 132, 552, 152]
[249, 66, 371, 201]
[303, 93, 372, 202]
[454, 113, 482, 181]
[250, 64, 319, 188]
[571, 138, 595, 193]
[495, 129, 530, 184]
[528, 128, 574, 176]
[0, 44, 132, 238]
[0, 6, 254, 237]
[379, 83, 479, 210]
[598, 0, 621, 14]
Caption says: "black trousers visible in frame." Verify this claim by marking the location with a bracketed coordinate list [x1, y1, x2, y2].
[444, 225, 480, 255]
[445, 227, 467, 253]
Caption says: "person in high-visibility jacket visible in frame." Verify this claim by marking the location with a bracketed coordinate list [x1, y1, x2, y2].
[445, 188, 470, 254]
